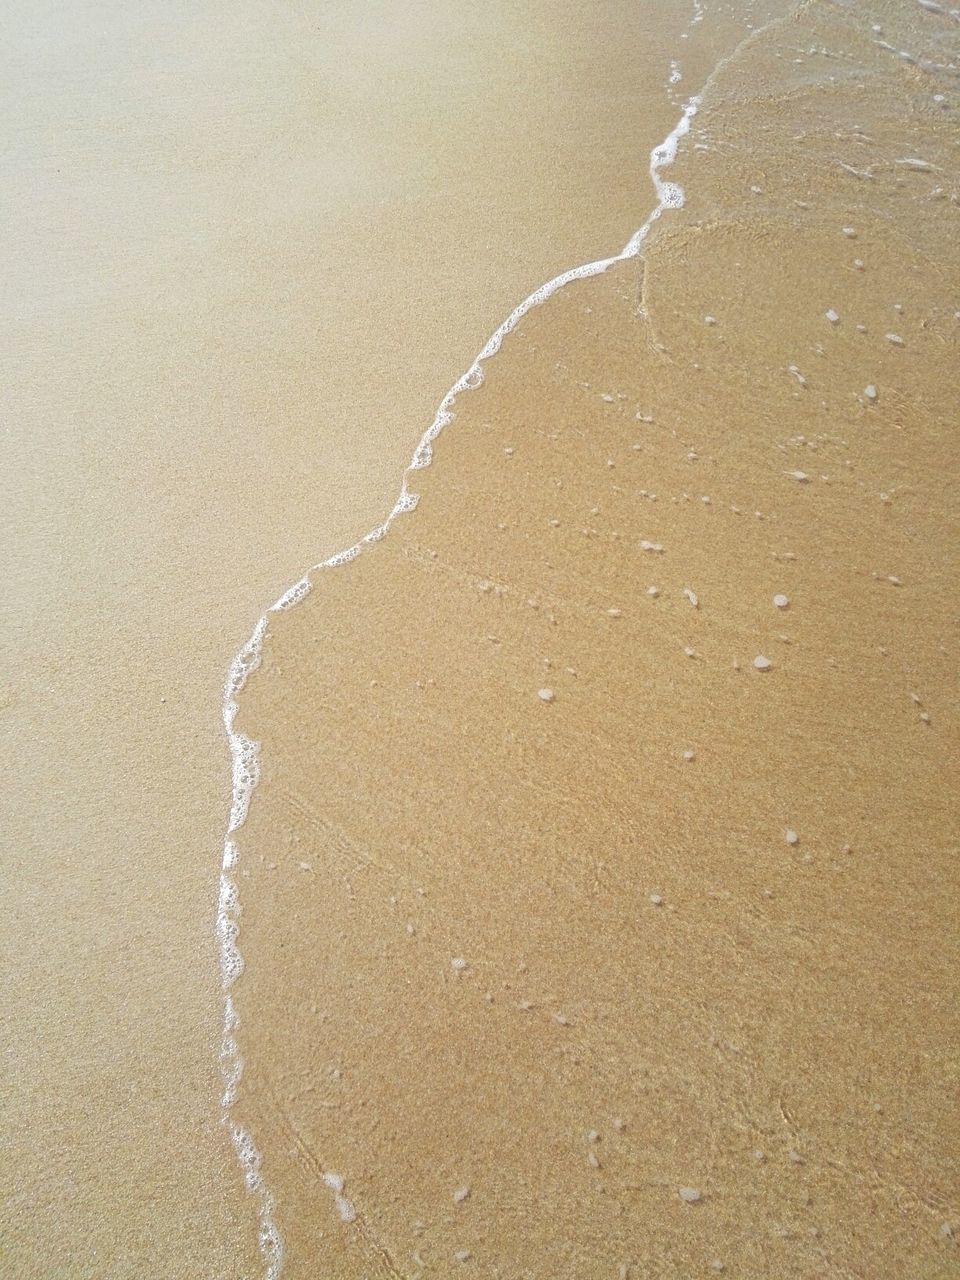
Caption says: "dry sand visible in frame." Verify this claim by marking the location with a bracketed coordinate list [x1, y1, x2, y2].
[0, 1, 751, 1276]
[228, 2, 960, 1276]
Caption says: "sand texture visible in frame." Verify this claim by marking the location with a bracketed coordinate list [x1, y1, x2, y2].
[227, 2, 960, 1276]
[0, 1, 739, 1274]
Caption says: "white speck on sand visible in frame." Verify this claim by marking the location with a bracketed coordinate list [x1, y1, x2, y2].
[650, 894, 664, 906]
[885, 332, 905, 346]
[453, 1186, 470, 1204]
[683, 588, 699, 608]
[704, 315, 717, 326]
[784, 469, 809, 482]
[864, 384, 878, 401]
[607, 607, 623, 618]
[640, 540, 664, 552]
[682, 750, 696, 762]
[753, 655, 772, 671]
[773, 593, 790, 609]
[786, 829, 799, 845]
[842, 226, 857, 237]
[647, 585, 660, 597]
[679, 1186, 702, 1203]
[323, 1171, 344, 1193]
[825, 309, 840, 323]
[451, 957, 468, 973]
[455, 1249, 471, 1263]
[538, 688, 555, 703]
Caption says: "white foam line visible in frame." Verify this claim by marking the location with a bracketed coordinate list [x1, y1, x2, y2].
[216, 93, 700, 1278]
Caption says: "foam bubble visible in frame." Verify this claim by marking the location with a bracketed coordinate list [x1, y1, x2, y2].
[273, 578, 311, 611]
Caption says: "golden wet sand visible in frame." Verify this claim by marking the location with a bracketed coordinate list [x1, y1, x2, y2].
[0, 1, 731, 1274]
[230, 2, 959, 1276]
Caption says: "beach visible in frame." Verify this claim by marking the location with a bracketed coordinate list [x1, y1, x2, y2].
[0, 0, 755, 1275]
[2, 0, 958, 1277]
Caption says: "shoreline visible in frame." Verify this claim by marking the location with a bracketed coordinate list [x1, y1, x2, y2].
[1, 1, 727, 1273]
[218, 87, 709, 1274]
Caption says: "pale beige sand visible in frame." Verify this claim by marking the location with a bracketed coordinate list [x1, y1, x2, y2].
[229, 2, 959, 1276]
[0, 1, 749, 1275]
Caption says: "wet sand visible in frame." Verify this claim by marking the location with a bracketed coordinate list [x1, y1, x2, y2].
[229, 1, 960, 1276]
[0, 1, 745, 1275]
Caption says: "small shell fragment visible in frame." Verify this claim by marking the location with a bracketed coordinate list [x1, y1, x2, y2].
[785, 829, 799, 846]
[453, 1186, 470, 1204]
[773, 593, 790, 609]
[784, 470, 809, 482]
[538, 688, 555, 703]
[683, 588, 699, 608]
[753, 655, 772, 671]
[679, 1186, 702, 1203]
[864, 384, 878, 401]
[825, 309, 840, 324]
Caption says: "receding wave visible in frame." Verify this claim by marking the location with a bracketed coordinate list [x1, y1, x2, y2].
[216, 0, 959, 1274]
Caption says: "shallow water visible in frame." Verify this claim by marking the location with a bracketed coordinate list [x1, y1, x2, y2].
[223, 0, 960, 1274]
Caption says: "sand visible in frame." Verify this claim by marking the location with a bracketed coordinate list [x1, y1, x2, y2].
[226, 1, 960, 1276]
[0, 1, 749, 1276]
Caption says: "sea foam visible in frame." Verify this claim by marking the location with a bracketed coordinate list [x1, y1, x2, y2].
[216, 84, 704, 1280]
